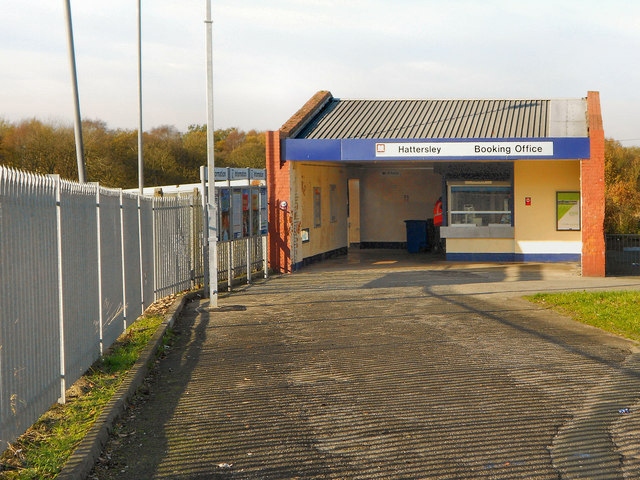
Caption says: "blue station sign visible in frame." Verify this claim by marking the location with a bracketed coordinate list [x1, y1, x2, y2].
[283, 137, 591, 162]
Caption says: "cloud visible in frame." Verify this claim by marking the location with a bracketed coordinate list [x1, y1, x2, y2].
[1, 0, 639, 143]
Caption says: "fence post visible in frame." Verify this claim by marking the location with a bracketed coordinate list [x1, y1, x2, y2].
[246, 168, 251, 284]
[152, 197, 158, 302]
[200, 166, 209, 295]
[227, 168, 233, 291]
[94, 185, 105, 355]
[50, 174, 66, 404]
[190, 190, 196, 289]
[262, 186, 269, 279]
[138, 195, 146, 313]
[119, 190, 128, 330]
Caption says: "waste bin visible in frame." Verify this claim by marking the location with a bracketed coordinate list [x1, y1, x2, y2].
[404, 220, 428, 253]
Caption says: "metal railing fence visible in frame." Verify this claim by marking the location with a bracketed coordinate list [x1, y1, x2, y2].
[606, 234, 640, 276]
[0, 170, 60, 453]
[0, 166, 267, 451]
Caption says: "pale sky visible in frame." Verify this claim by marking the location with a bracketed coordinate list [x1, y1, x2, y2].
[2, 0, 640, 144]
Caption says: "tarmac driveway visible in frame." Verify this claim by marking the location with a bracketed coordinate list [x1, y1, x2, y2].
[91, 255, 640, 479]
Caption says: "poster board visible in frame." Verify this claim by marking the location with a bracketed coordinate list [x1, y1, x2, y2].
[260, 187, 268, 235]
[232, 188, 243, 238]
[557, 191, 581, 231]
[219, 188, 230, 241]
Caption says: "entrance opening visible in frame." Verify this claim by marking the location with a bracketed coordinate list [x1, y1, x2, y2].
[348, 178, 360, 246]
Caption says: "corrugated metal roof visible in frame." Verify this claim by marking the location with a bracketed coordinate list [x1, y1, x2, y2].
[296, 98, 555, 139]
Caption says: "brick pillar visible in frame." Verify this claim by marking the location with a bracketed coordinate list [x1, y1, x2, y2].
[581, 91, 606, 276]
[266, 130, 292, 273]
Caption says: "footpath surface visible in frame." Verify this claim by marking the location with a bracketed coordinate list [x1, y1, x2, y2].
[83, 252, 640, 479]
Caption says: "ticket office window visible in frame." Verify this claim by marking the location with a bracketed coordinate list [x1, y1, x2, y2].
[448, 183, 512, 226]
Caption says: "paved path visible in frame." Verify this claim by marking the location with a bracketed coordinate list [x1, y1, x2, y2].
[91, 253, 640, 479]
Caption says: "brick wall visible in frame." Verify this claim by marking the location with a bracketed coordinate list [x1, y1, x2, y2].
[581, 91, 606, 276]
[266, 91, 334, 274]
[280, 90, 332, 137]
[266, 130, 292, 273]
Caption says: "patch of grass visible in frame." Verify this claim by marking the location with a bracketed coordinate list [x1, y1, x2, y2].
[527, 290, 640, 342]
[0, 314, 166, 480]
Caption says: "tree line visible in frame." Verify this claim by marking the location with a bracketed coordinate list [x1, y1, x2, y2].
[605, 139, 640, 234]
[2, 118, 640, 234]
[0, 118, 265, 189]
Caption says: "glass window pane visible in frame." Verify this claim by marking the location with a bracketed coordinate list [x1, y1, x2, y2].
[449, 185, 511, 226]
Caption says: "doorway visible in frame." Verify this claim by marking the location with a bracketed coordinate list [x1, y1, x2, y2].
[348, 178, 360, 246]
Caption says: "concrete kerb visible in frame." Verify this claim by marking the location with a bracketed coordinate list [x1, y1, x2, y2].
[57, 290, 202, 480]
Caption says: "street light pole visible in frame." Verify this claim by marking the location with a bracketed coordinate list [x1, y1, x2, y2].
[137, 0, 144, 195]
[63, 0, 87, 183]
[205, 0, 218, 306]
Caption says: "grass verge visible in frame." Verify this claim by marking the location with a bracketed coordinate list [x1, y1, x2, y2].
[0, 314, 167, 480]
[527, 290, 640, 343]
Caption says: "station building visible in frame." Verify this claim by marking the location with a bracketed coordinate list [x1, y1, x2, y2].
[266, 90, 605, 276]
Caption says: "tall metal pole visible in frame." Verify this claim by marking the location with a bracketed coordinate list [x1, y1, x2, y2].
[136, 0, 145, 321]
[205, 0, 218, 306]
[63, 0, 87, 183]
[137, 0, 144, 194]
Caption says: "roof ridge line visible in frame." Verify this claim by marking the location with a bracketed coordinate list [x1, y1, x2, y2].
[280, 91, 333, 138]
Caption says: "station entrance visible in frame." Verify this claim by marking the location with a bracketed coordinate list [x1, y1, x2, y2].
[266, 91, 605, 276]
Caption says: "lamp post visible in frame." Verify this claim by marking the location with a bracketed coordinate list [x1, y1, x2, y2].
[205, 0, 218, 306]
[137, 0, 144, 195]
[63, 0, 86, 183]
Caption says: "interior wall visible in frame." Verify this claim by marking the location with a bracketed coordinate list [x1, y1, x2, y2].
[292, 163, 349, 261]
[355, 166, 441, 243]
